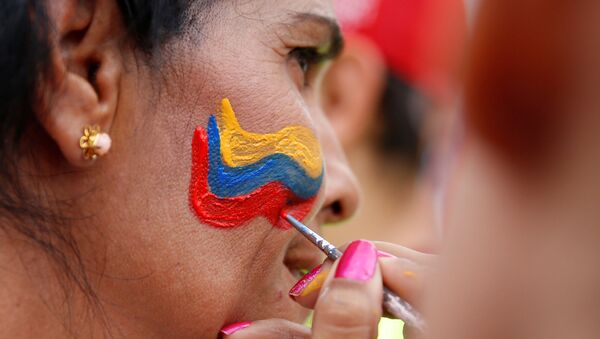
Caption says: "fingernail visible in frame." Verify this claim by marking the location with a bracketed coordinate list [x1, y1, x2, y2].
[335, 240, 378, 281]
[377, 250, 396, 258]
[220, 321, 252, 335]
[289, 264, 328, 298]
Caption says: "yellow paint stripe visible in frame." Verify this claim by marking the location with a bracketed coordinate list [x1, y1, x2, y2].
[217, 98, 323, 178]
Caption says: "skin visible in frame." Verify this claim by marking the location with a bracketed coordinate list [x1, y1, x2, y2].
[0, 0, 360, 337]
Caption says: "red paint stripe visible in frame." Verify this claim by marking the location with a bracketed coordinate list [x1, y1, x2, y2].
[189, 127, 315, 229]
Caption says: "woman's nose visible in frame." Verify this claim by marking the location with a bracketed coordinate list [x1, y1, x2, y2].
[317, 119, 361, 224]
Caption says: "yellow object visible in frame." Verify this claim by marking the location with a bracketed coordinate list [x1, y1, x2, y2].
[217, 98, 323, 178]
[379, 318, 405, 339]
[403, 271, 416, 278]
[78, 125, 112, 160]
[305, 313, 404, 338]
[300, 268, 329, 297]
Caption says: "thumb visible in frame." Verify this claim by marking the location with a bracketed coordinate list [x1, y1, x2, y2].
[311, 240, 383, 339]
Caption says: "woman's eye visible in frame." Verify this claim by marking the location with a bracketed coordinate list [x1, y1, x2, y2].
[294, 50, 311, 74]
[288, 47, 323, 87]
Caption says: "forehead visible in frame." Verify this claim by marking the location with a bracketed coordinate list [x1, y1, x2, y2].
[165, 0, 339, 139]
[223, 0, 335, 22]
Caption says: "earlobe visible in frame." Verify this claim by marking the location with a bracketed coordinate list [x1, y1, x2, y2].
[38, 0, 122, 167]
[44, 72, 107, 165]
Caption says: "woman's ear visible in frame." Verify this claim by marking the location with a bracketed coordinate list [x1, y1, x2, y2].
[39, 0, 123, 166]
[321, 36, 387, 150]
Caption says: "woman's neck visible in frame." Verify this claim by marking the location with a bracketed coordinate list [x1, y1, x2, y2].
[0, 228, 107, 337]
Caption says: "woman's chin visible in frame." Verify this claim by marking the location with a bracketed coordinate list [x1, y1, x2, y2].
[220, 276, 310, 333]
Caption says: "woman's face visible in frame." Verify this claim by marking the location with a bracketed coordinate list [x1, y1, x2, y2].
[78, 0, 359, 336]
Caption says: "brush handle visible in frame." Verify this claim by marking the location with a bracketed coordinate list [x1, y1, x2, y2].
[284, 214, 342, 260]
[284, 215, 426, 331]
[383, 286, 425, 331]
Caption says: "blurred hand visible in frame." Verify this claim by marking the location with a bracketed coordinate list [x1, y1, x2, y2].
[219, 240, 434, 339]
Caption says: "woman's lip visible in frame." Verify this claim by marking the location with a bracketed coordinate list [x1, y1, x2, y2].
[287, 267, 305, 279]
[283, 226, 325, 281]
[283, 252, 323, 277]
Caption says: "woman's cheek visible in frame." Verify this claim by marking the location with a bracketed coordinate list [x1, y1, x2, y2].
[188, 98, 324, 229]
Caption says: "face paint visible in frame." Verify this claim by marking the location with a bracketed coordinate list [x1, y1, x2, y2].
[217, 99, 323, 178]
[189, 99, 323, 229]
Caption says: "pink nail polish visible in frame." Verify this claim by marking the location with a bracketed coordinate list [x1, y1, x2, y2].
[220, 321, 252, 335]
[289, 264, 323, 297]
[377, 250, 396, 258]
[335, 240, 377, 281]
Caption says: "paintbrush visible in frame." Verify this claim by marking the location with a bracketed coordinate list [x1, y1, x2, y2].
[284, 214, 426, 331]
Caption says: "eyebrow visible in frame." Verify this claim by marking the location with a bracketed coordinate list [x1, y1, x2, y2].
[291, 13, 345, 58]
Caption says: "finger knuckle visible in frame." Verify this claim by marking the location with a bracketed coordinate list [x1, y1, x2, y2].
[315, 285, 379, 330]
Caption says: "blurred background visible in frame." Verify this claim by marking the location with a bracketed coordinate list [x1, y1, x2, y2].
[321, 0, 600, 337]
[323, 0, 466, 253]
[321, 1, 467, 337]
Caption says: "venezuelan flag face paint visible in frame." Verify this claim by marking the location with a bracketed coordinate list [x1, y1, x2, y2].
[189, 98, 323, 229]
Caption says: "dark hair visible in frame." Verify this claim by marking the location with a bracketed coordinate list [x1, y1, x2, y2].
[0, 1, 50, 152]
[0, 0, 206, 331]
[116, 0, 194, 52]
[377, 71, 426, 169]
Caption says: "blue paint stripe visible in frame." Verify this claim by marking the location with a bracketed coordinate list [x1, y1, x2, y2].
[207, 116, 323, 199]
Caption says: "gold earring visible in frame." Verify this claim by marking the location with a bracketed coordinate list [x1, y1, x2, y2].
[79, 125, 112, 160]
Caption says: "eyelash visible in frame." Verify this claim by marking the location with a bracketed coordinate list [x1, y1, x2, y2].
[288, 47, 331, 87]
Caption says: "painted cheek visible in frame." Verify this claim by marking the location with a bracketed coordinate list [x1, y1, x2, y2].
[189, 98, 323, 229]
[217, 98, 323, 179]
